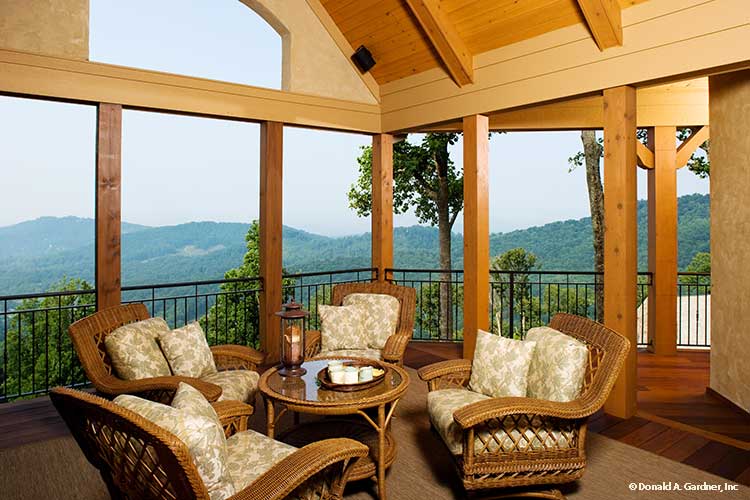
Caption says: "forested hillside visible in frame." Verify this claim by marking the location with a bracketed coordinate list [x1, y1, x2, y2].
[0, 194, 709, 295]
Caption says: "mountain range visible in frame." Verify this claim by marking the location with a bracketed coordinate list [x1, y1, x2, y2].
[0, 194, 709, 295]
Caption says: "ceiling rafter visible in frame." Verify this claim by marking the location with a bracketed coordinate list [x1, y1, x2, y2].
[576, 0, 623, 50]
[403, 0, 474, 86]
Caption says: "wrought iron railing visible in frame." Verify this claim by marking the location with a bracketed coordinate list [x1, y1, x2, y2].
[676, 272, 711, 348]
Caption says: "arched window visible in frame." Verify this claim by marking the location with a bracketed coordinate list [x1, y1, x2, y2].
[90, 0, 282, 89]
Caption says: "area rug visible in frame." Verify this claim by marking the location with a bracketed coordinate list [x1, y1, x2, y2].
[1, 368, 746, 499]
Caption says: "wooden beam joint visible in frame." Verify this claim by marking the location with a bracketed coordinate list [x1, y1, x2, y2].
[676, 126, 709, 168]
[575, 0, 623, 50]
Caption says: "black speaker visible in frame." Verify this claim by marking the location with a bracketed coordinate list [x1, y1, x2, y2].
[351, 45, 376, 73]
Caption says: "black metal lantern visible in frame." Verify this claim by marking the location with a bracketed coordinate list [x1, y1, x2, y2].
[275, 300, 309, 376]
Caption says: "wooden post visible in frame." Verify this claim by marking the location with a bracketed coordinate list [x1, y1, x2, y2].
[95, 103, 122, 311]
[371, 134, 394, 281]
[647, 126, 678, 355]
[259, 121, 283, 360]
[602, 87, 638, 418]
[462, 114, 489, 359]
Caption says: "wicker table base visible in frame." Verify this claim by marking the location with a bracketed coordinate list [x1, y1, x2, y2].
[279, 418, 397, 481]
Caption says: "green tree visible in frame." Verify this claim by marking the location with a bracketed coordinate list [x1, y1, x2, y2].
[1, 277, 94, 401]
[349, 134, 463, 340]
[680, 251, 711, 288]
[490, 248, 539, 337]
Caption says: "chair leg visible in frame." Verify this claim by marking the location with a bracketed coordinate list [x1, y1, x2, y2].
[468, 489, 565, 500]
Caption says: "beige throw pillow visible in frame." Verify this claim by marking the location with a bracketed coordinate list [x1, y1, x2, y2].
[115, 383, 235, 499]
[104, 317, 172, 380]
[159, 322, 217, 378]
[318, 304, 368, 351]
[342, 293, 400, 349]
[525, 326, 589, 402]
[469, 329, 537, 398]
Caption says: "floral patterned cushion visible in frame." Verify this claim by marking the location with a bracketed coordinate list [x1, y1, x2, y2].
[225, 429, 297, 491]
[525, 326, 589, 402]
[171, 380, 223, 429]
[104, 318, 172, 380]
[114, 384, 235, 500]
[159, 322, 217, 378]
[427, 389, 576, 455]
[316, 348, 382, 361]
[318, 304, 368, 351]
[469, 330, 537, 398]
[342, 293, 400, 349]
[201, 370, 260, 403]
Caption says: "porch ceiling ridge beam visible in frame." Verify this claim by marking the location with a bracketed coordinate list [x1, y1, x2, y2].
[676, 125, 710, 168]
[404, 0, 474, 87]
[576, 0, 623, 50]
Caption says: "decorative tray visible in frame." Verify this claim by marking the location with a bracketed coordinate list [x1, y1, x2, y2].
[316, 360, 386, 392]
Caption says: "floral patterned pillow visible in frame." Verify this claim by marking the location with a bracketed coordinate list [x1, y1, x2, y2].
[469, 329, 537, 398]
[318, 304, 368, 351]
[342, 293, 400, 349]
[115, 383, 235, 499]
[525, 326, 589, 402]
[158, 322, 217, 379]
[104, 318, 172, 380]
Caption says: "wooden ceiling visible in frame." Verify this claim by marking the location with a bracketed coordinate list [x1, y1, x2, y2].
[321, 0, 647, 85]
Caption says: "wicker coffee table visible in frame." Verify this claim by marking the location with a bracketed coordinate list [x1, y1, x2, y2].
[259, 357, 409, 500]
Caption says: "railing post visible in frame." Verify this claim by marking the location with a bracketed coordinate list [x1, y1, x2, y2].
[508, 272, 515, 337]
[371, 134, 394, 282]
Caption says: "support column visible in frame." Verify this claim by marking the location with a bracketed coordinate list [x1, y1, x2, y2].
[602, 87, 638, 418]
[647, 126, 678, 355]
[95, 103, 122, 311]
[462, 114, 489, 359]
[371, 134, 394, 281]
[259, 121, 283, 360]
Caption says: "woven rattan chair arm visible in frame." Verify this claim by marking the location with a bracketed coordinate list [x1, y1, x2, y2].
[211, 400, 254, 436]
[382, 330, 411, 364]
[228, 438, 368, 500]
[97, 375, 223, 402]
[211, 345, 265, 370]
[417, 358, 472, 382]
[452, 397, 591, 429]
[304, 330, 322, 358]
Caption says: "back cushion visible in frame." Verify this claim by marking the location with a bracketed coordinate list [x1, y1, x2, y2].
[469, 329, 537, 398]
[159, 322, 217, 378]
[342, 293, 400, 349]
[318, 304, 368, 351]
[525, 326, 589, 402]
[104, 318, 172, 380]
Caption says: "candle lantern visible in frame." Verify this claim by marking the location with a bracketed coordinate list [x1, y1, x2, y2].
[275, 301, 309, 376]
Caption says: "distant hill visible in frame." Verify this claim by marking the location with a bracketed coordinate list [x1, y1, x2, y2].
[0, 194, 709, 295]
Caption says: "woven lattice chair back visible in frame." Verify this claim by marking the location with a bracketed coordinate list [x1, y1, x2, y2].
[548, 313, 631, 410]
[330, 281, 416, 334]
[50, 387, 209, 500]
[68, 303, 151, 383]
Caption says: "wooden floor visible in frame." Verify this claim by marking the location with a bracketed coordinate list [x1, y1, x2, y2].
[1, 342, 749, 487]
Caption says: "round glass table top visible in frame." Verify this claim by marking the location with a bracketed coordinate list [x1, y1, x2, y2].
[260, 358, 409, 408]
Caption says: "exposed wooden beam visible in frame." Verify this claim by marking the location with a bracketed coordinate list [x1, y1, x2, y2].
[636, 141, 654, 169]
[576, 0, 623, 50]
[371, 134, 394, 281]
[95, 103, 122, 311]
[462, 114, 489, 359]
[404, 0, 474, 86]
[259, 121, 283, 362]
[676, 125, 709, 168]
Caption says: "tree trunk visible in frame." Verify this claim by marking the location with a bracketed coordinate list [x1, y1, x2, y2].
[437, 174, 453, 340]
[581, 130, 605, 322]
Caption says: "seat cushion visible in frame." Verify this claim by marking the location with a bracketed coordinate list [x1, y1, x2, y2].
[225, 429, 297, 492]
[526, 326, 589, 402]
[427, 389, 576, 456]
[318, 304, 368, 351]
[115, 383, 235, 500]
[159, 322, 217, 378]
[468, 330, 537, 398]
[316, 348, 382, 361]
[342, 293, 400, 349]
[201, 370, 260, 403]
[104, 317, 172, 380]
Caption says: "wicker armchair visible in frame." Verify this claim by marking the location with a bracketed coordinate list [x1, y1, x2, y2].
[418, 313, 630, 499]
[69, 303, 265, 403]
[304, 281, 416, 365]
[50, 387, 368, 500]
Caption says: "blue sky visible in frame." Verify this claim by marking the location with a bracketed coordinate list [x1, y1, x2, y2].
[0, 0, 709, 236]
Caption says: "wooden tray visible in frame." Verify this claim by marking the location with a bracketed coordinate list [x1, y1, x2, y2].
[316, 360, 386, 392]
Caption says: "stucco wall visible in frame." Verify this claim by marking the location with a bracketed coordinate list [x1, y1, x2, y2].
[240, 0, 376, 104]
[709, 69, 750, 413]
[0, 0, 88, 59]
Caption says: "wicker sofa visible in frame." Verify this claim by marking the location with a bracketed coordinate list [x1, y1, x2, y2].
[418, 313, 630, 499]
[69, 303, 265, 403]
